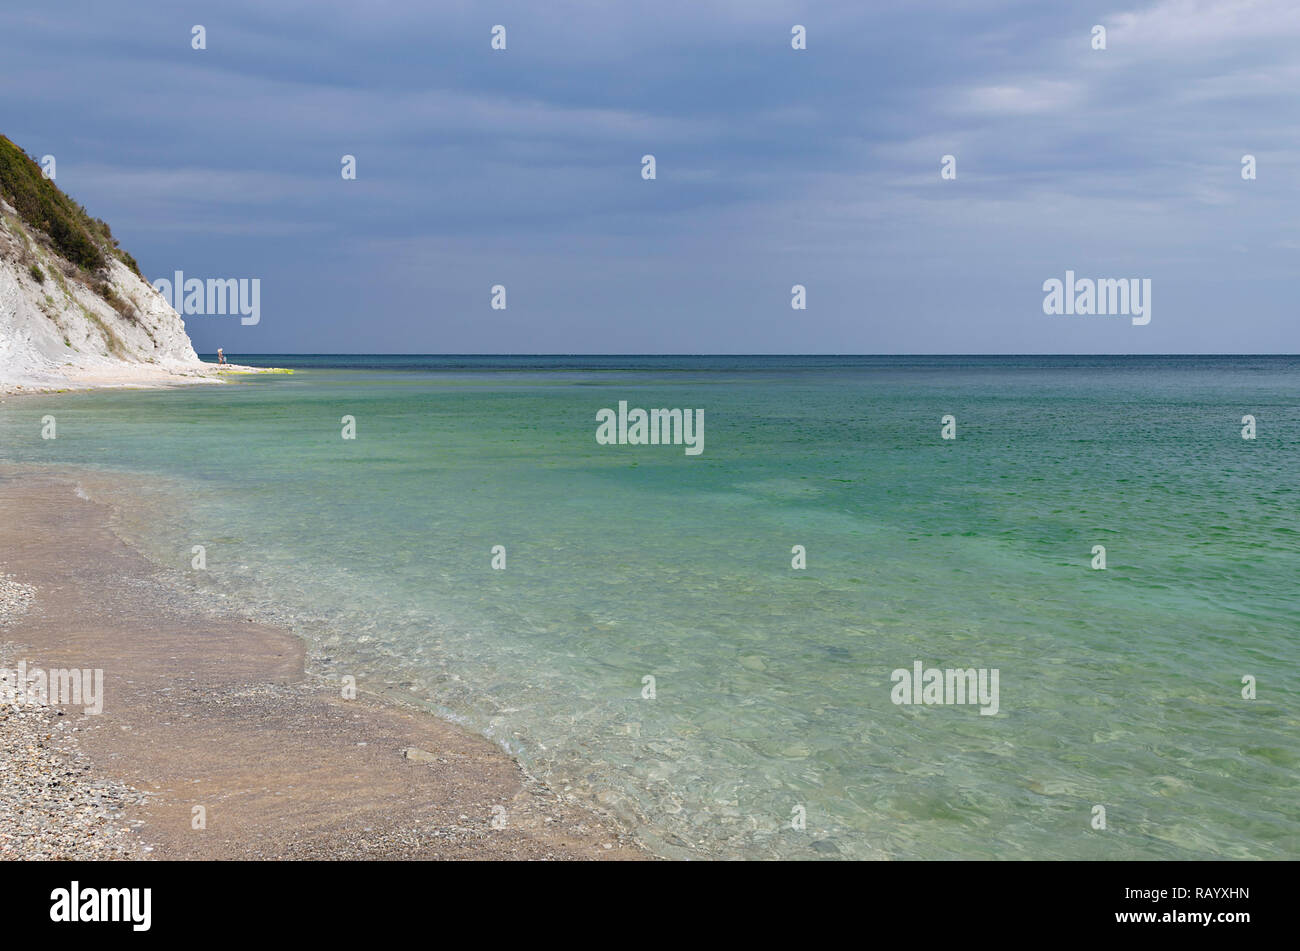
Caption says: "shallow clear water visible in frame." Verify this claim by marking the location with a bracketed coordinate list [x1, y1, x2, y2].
[3, 355, 1297, 859]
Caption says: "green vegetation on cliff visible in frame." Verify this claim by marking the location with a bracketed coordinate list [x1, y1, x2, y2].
[0, 134, 142, 277]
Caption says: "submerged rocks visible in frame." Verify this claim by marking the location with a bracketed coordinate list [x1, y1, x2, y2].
[402, 746, 440, 764]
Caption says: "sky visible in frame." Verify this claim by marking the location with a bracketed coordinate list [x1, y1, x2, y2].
[2, 0, 1297, 354]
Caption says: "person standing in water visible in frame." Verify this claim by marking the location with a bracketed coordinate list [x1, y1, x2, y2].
[216, 348, 226, 365]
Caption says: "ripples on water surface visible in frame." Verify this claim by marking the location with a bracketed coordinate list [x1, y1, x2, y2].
[3, 356, 1297, 859]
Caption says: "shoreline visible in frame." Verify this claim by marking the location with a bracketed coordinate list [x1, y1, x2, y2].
[0, 467, 647, 860]
[0, 362, 287, 397]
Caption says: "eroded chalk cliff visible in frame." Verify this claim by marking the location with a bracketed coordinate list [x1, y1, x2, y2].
[0, 134, 209, 392]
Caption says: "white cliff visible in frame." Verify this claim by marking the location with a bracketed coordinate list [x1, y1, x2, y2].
[0, 135, 239, 393]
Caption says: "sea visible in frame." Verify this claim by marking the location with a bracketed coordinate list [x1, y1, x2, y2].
[2, 355, 1296, 859]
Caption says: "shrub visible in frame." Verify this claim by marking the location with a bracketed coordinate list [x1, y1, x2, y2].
[95, 280, 138, 322]
[28, 262, 44, 283]
[0, 135, 144, 277]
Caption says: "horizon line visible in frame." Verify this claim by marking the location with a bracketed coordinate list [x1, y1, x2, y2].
[202, 352, 1300, 358]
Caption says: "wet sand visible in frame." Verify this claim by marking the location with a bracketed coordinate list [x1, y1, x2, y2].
[0, 470, 647, 860]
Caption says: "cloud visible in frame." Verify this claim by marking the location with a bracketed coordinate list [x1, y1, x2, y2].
[957, 80, 1084, 115]
[2, 0, 1297, 352]
[1109, 0, 1300, 49]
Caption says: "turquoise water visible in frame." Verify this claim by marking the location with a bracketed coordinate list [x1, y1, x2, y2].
[3, 355, 1297, 859]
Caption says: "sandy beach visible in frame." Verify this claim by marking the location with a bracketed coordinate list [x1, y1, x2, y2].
[0, 362, 281, 397]
[0, 467, 646, 860]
